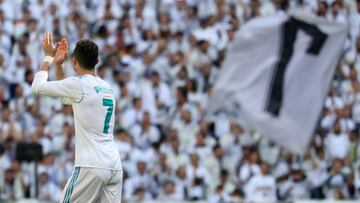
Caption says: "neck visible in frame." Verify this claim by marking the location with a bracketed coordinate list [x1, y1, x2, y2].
[78, 68, 95, 76]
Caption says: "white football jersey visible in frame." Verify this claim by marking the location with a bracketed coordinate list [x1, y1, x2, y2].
[32, 71, 122, 170]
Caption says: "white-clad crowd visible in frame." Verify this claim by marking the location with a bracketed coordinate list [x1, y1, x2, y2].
[1, 0, 360, 202]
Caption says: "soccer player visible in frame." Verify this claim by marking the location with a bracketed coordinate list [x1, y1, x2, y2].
[31, 32, 122, 202]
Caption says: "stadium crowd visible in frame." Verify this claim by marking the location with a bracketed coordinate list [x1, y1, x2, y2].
[1, 0, 360, 202]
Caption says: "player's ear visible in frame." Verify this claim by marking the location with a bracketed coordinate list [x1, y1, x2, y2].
[96, 58, 99, 65]
[73, 57, 78, 65]
[71, 58, 76, 71]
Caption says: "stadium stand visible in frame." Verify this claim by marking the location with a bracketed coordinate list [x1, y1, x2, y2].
[0, 0, 360, 202]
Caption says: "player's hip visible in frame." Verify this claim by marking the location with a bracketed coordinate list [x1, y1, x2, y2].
[74, 164, 123, 171]
[60, 167, 123, 203]
[74, 154, 122, 170]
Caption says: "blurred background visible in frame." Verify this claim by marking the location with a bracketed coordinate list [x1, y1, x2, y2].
[0, 0, 360, 202]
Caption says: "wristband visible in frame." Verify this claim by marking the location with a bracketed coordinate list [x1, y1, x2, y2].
[43, 56, 54, 64]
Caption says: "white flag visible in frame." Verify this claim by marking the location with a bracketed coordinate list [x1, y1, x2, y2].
[208, 13, 347, 154]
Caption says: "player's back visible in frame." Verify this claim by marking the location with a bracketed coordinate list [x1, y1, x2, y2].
[71, 74, 121, 170]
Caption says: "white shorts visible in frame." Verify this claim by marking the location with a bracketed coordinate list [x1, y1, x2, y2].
[60, 167, 123, 203]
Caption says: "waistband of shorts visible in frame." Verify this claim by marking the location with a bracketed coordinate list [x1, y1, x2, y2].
[74, 164, 123, 171]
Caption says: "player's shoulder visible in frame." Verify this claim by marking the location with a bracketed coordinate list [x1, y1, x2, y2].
[99, 78, 112, 88]
[92, 77, 114, 95]
[72, 75, 104, 85]
[95, 77, 112, 89]
[73, 75, 89, 80]
[60, 76, 82, 85]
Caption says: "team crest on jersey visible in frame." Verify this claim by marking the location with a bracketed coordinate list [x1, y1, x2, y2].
[94, 86, 101, 93]
[93, 85, 112, 94]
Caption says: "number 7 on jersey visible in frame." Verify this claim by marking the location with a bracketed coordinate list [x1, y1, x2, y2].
[102, 98, 114, 134]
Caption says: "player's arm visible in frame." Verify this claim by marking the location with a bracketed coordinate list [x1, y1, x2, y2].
[31, 71, 82, 101]
[55, 63, 65, 80]
[31, 33, 82, 102]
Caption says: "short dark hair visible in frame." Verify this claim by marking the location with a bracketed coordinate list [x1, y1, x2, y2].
[73, 39, 99, 70]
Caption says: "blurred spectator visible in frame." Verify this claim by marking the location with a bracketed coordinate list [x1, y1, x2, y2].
[1, 166, 24, 200]
[208, 185, 231, 203]
[325, 119, 351, 159]
[280, 166, 311, 201]
[37, 169, 61, 202]
[244, 162, 276, 202]
[158, 179, 182, 201]
[0, 0, 360, 201]
[325, 158, 349, 199]
[239, 150, 261, 185]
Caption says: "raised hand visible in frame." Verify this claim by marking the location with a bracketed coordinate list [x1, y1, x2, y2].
[54, 38, 68, 65]
[42, 32, 58, 57]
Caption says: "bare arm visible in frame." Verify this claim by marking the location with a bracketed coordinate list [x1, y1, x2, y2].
[40, 62, 51, 72]
[55, 63, 65, 80]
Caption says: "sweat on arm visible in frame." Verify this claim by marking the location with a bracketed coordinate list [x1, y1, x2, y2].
[31, 71, 83, 104]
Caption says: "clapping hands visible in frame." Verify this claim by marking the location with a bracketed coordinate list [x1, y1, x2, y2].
[42, 32, 68, 65]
